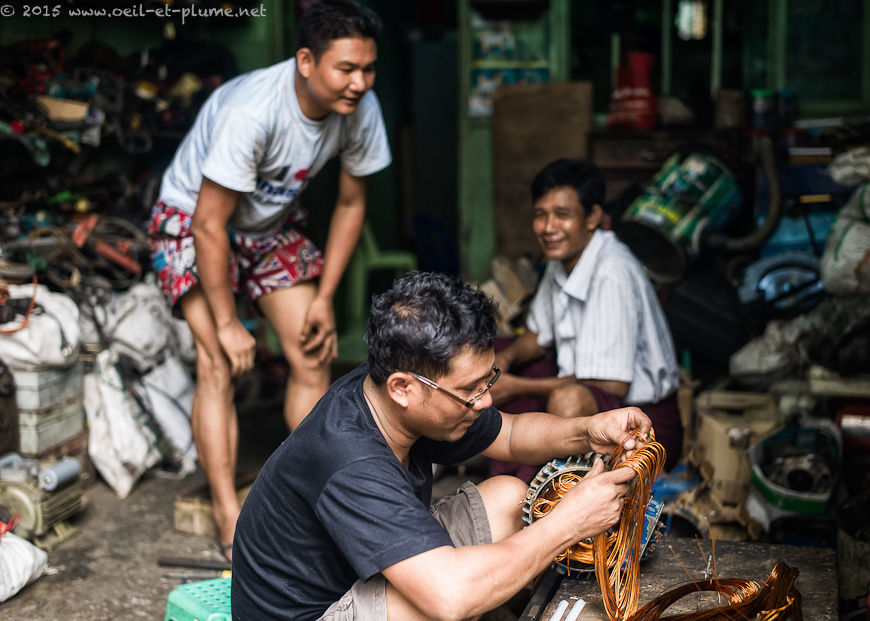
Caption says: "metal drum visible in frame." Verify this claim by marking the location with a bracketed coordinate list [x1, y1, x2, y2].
[617, 151, 742, 282]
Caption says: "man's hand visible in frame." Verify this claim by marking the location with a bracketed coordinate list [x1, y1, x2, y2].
[585, 407, 653, 455]
[299, 296, 338, 364]
[216, 320, 256, 377]
[550, 458, 635, 541]
[494, 350, 513, 374]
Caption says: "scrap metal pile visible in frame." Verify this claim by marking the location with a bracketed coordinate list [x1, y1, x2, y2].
[0, 30, 233, 294]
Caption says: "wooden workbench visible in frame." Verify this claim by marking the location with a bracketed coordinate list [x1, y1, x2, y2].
[529, 535, 837, 620]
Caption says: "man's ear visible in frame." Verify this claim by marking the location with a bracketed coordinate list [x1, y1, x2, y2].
[296, 47, 315, 79]
[385, 373, 412, 408]
[587, 204, 603, 230]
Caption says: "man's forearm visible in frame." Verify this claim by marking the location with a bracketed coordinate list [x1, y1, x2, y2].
[317, 202, 365, 300]
[497, 330, 545, 370]
[504, 375, 573, 400]
[193, 226, 236, 326]
[393, 512, 583, 620]
[489, 411, 591, 465]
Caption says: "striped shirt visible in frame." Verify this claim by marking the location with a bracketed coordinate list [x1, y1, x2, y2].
[527, 230, 679, 405]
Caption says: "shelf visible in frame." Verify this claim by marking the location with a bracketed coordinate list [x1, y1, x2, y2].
[471, 60, 549, 69]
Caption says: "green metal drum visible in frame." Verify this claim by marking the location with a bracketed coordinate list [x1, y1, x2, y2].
[617, 151, 742, 282]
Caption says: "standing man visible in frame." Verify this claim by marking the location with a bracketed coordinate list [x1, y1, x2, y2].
[232, 271, 650, 620]
[148, 0, 391, 559]
[491, 159, 682, 470]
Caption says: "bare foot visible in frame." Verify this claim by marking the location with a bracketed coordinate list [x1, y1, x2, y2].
[213, 503, 240, 562]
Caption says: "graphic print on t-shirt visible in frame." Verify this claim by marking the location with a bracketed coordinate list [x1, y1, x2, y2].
[252, 165, 310, 206]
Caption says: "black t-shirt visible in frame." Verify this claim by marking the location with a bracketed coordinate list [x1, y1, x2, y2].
[231, 364, 502, 620]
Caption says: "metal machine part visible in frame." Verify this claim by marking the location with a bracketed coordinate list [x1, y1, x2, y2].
[766, 451, 833, 494]
[0, 452, 85, 540]
[737, 253, 824, 315]
[522, 453, 664, 576]
[522, 453, 598, 530]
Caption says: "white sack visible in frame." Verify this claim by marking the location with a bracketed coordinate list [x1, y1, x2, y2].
[132, 355, 197, 469]
[104, 282, 173, 372]
[821, 184, 870, 294]
[84, 349, 162, 498]
[0, 284, 80, 369]
[0, 531, 48, 603]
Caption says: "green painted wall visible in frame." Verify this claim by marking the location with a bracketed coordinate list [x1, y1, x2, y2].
[457, 0, 569, 283]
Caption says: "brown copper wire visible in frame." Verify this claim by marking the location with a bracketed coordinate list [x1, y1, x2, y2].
[530, 429, 804, 620]
[530, 430, 666, 619]
[624, 560, 804, 620]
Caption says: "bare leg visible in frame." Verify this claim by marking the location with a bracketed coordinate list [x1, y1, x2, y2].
[475, 475, 528, 542]
[180, 287, 239, 559]
[547, 383, 599, 418]
[258, 282, 331, 431]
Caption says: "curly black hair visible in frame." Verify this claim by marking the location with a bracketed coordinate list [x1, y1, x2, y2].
[365, 271, 497, 385]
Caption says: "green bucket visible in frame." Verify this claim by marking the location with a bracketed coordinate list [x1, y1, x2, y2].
[617, 151, 742, 282]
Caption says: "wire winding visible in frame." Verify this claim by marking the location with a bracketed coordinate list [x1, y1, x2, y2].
[531, 430, 666, 619]
[530, 429, 804, 620]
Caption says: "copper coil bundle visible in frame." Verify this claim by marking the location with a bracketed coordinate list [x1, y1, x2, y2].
[530, 430, 666, 618]
[594, 431, 667, 619]
[625, 560, 803, 620]
[529, 430, 804, 620]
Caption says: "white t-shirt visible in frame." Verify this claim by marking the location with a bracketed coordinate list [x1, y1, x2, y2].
[158, 58, 391, 238]
[527, 230, 679, 405]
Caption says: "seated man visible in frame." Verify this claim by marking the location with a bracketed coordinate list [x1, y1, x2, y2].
[232, 271, 651, 620]
[491, 159, 682, 470]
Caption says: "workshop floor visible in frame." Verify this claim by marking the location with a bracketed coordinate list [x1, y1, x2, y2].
[0, 366, 488, 620]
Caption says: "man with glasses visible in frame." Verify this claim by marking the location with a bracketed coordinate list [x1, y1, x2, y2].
[232, 271, 651, 620]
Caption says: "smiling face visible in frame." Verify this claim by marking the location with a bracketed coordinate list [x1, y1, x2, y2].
[295, 36, 377, 119]
[533, 185, 602, 273]
[409, 347, 496, 443]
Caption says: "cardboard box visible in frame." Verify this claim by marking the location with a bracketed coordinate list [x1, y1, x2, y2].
[691, 390, 782, 506]
[35, 95, 89, 123]
[173, 472, 257, 538]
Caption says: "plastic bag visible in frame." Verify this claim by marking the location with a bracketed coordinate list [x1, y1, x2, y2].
[820, 184, 870, 294]
[0, 284, 80, 370]
[104, 282, 174, 373]
[0, 522, 48, 603]
[84, 349, 162, 498]
[729, 318, 808, 389]
[131, 354, 197, 471]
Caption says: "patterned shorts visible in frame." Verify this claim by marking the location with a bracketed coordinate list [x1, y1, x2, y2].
[148, 201, 324, 315]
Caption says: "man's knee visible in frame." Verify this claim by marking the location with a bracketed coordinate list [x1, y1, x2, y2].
[195, 349, 233, 387]
[547, 383, 596, 418]
[477, 475, 528, 542]
[274, 325, 331, 378]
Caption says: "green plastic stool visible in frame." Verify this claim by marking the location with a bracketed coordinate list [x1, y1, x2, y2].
[337, 222, 417, 363]
[165, 577, 231, 621]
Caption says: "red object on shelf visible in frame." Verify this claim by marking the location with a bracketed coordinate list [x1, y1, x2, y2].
[607, 51, 657, 131]
[836, 403, 870, 452]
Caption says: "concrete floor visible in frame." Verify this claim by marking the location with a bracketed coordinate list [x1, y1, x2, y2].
[0, 379, 484, 620]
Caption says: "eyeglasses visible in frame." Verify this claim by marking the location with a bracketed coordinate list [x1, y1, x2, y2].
[406, 364, 500, 409]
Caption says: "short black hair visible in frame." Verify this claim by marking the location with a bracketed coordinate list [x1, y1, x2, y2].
[365, 271, 497, 385]
[295, 0, 382, 59]
[530, 158, 606, 215]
